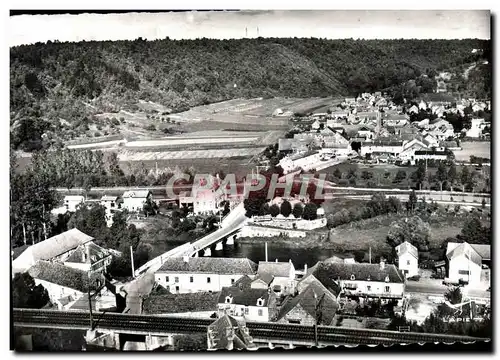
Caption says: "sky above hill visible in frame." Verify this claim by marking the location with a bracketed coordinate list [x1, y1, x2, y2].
[9, 10, 490, 46]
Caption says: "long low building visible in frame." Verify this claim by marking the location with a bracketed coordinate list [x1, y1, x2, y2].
[155, 257, 258, 294]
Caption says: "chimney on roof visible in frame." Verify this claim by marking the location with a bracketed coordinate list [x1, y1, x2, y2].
[226, 327, 234, 351]
[275, 259, 278, 263]
[183, 256, 189, 263]
[380, 258, 385, 270]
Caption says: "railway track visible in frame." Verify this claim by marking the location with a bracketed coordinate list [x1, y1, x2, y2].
[13, 309, 489, 345]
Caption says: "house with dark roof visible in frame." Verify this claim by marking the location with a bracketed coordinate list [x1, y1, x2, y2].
[276, 282, 339, 326]
[13, 228, 95, 274]
[217, 280, 278, 322]
[155, 257, 257, 294]
[446, 242, 491, 287]
[28, 260, 103, 307]
[207, 314, 257, 351]
[142, 291, 219, 315]
[257, 261, 296, 296]
[63, 242, 112, 274]
[395, 241, 419, 278]
[309, 260, 405, 304]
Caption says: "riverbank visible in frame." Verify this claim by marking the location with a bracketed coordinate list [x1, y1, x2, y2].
[236, 210, 472, 262]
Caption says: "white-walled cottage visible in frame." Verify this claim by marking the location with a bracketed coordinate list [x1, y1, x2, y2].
[395, 241, 419, 278]
[217, 276, 277, 322]
[63, 195, 85, 212]
[446, 242, 491, 287]
[122, 190, 152, 213]
[257, 260, 296, 296]
[155, 257, 257, 294]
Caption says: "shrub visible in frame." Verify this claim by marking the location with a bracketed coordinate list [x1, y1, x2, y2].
[145, 124, 156, 131]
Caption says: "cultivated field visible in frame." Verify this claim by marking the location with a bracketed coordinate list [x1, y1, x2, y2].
[118, 148, 264, 161]
[453, 141, 491, 162]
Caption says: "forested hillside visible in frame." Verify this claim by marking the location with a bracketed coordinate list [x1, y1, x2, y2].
[10, 37, 490, 151]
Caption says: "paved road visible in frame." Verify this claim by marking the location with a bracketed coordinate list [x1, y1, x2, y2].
[406, 280, 490, 299]
[121, 203, 248, 314]
[327, 194, 490, 207]
[190, 202, 248, 252]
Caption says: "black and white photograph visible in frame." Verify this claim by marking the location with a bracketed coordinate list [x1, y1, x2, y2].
[9, 8, 492, 352]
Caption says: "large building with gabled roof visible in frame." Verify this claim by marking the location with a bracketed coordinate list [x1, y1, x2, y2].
[155, 257, 257, 294]
[12, 228, 95, 274]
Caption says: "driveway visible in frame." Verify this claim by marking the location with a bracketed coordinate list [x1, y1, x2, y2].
[405, 278, 449, 295]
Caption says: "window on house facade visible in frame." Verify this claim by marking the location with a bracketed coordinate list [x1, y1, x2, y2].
[175, 286, 179, 293]
[231, 278, 235, 285]
[407, 260, 410, 265]
[175, 277, 179, 283]
[165, 276, 169, 282]
[459, 270, 470, 275]
[258, 309, 263, 317]
[384, 286, 390, 293]
[367, 286, 371, 291]
[244, 307, 249, 315]
[289, 319, 301, 324]
[207, 277, 211, 283]
[190, 276, 194, 283]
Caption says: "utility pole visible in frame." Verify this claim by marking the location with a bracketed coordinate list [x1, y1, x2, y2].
[88, 283, 94, 330]
[314, 293, 323, 347]
[130, 246, 135, 278]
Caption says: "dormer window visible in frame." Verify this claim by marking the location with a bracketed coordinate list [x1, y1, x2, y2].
[367, 275, 371, 281]
[350, 274, 355, 281]
[385, 276, 390, 282]
[256, 298, 264, 307]
[225, 296, 232, 304]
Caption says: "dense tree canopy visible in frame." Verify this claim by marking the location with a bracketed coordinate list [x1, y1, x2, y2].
[12, 273, 50, 309]
[10, 38, 490, 150]
[387, 216, 431, 251]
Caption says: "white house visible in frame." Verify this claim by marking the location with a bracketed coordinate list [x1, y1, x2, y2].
[122, 190, 152, 213]
[100, 195, 121, 226]
[466, 118, 488, 138]
[12, 228, 95, 274]
[428, 119, 455, 140]
[408, 105, 419, 114]
[217, 276, 277, 322]
[309, 260, 406, 305]
[100, 195, 119, 211]
[357, 126, 376, 140]
[422, 133, 440, 148]
[257, 260, 296, 296]
[395, 241, 419, 278]
[446, 242, 491, 287]
[63, 195, 85, 212]
[311, 119, 321, 130]
[360, 140, 404, 157]
[155, 257, 257, 294]
[399, 138, 429, 164]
